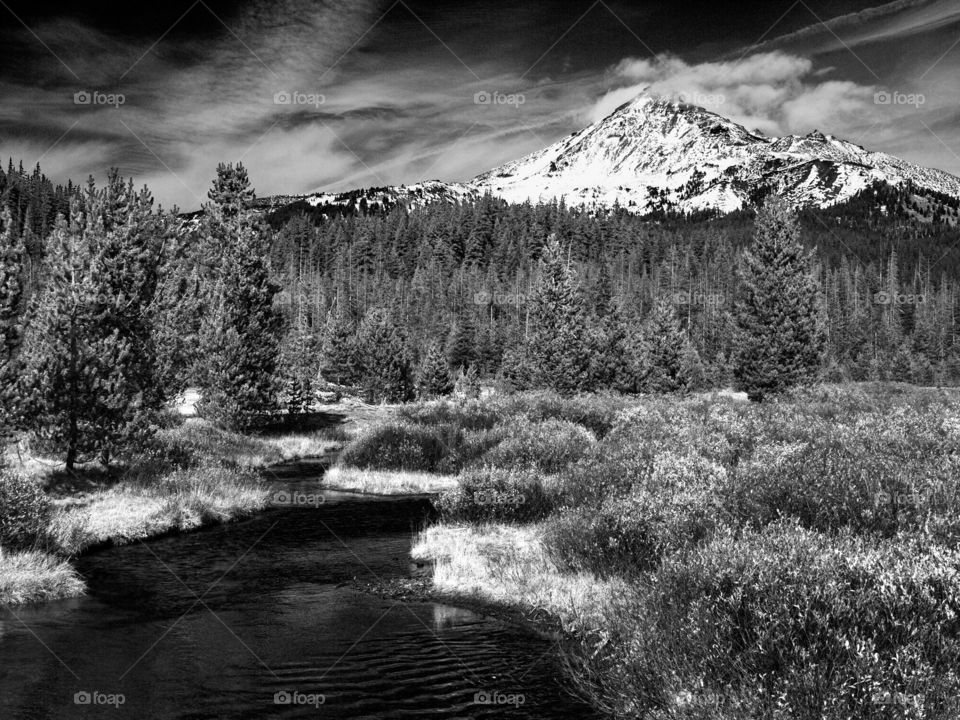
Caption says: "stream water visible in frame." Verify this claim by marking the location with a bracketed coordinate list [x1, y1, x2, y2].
[0, 461, 596, 719]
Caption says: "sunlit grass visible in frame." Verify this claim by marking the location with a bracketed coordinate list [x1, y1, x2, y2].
[323, 466, 458, 495]
[412, 522, 620, 634]
[0, 549, 84, 605]
[47, 465, 270, 556]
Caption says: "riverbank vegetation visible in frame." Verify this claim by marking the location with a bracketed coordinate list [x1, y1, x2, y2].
[0, 414, 348, 605]
[409, 383, 960, 719]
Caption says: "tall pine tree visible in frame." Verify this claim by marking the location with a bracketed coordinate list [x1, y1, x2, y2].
[525, 236, 591, 393]
[733, 197, 826, 401]
[197, 164, 283, 430]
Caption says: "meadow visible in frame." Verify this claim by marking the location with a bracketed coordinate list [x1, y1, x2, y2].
[330, 384, 960, 720]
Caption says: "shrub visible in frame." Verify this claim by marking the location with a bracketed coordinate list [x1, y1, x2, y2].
[726, 434, 960, 542]
[478, 418, 595, 474]
[436, 467, 556, 523]
[567, 523, 960, 720]
[399, 398, 504, 431]
[503, 391, 627, 438]
[0, 471, 51, 550]
[547, 451, 728, 576]
[338, 422, 450, 472]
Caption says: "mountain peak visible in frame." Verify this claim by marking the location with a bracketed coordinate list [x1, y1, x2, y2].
[470, 94, 960, 214]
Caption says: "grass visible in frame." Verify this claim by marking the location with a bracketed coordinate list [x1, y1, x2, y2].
[0, 410, 355, 606]
[46, 465, 270, 556]
[411, 523, 620, 635]
[0, 549, 85, 605]
[322, 466, 458, 495]
[406, 383, 960, 719]
[156, 419, 344, 469]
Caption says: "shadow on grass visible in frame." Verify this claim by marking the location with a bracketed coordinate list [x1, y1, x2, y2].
[41, 464, 126, 498]
[255, 411, 350, 437]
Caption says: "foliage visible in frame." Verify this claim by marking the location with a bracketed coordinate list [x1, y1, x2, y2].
[478, 417, 595, 474]
[734, 197, 827, 400]
[196, 163, 284, 430]
[0, 471, 50, 550]
[18, 172, 166, 467]
[337, 422, 451, 472]
[436, 467, 556, 523]
[352, 308, 415, 403]
[416, 341, 454, 398]
[571, 523, 960, 720]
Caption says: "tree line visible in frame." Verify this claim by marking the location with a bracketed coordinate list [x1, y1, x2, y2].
[0, 158, 953, 468]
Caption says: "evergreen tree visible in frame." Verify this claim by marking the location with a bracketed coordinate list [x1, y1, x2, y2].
[197, 164, 283, 430]
[446, 313, 477, 370]
[415, 341, 454, 398]
[320, 306, 359, 387]
[586, 263, 632, 391]
[354, 308, 414, 403]
[733, 198, 826, 401]
[19, 173, 165, 468]
[525, 236, 591, 393]
[0, 208, 24, 434]
[454, 364, 481, 400]
[641, 296, 693, 393]
[277, 294, 317, 417]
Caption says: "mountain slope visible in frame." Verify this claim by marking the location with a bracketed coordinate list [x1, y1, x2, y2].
[264, 92, 960, 217]
[471, 93, 960, 214]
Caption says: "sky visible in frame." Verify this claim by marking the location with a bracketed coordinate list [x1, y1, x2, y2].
[1, 0, 959, 210]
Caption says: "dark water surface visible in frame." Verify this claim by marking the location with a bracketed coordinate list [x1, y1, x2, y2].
[0, 465, 595, 719]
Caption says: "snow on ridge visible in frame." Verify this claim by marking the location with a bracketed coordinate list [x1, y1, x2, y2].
[262, 92, 960, 216]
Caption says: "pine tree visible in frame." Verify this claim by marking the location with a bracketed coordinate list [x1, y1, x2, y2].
[197, 164, 283, 430]
[354, 308, 414, 403]
[641, 296, 693, 393]
[446, 313, 477, 370]
[320, 306, 359, 387]
[416, 341, 454, 398]
[19, 173, 166, 468]
[526, 236, 591, 393]
[454, 364, 481, 400]
[277, 294, 317, 417]
[733, 198, 826, 401]
[0, 208, 25, 435]
[586, 263, 632, 391]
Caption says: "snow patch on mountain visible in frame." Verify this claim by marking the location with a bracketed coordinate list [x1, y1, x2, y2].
[264, 91, 960, 216]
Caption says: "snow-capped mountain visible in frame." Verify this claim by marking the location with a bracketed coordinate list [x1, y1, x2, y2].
[263, 92, 960, 217]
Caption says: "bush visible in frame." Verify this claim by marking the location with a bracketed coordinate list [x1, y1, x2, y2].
[436, 467, 556, 523]
[503, 391, 627, 438]
[399, 398, 504, 431]
[547, 451, 728, 576]
[567, 522, 960, 719]
[726, 433, 960, 542]
[478, 418, 595, 474]
[0, 471, 51, 550]
[338, 422, 451, 472]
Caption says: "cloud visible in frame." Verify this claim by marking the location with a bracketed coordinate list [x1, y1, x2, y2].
[588, 51, 883, 137]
